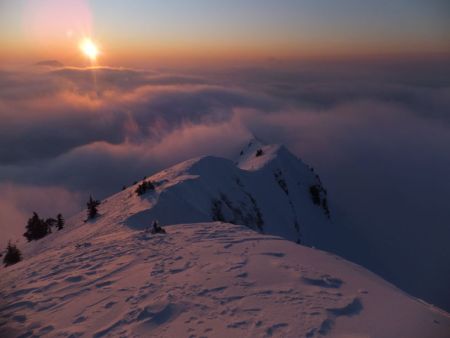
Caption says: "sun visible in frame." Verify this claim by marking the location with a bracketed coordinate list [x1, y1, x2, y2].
[79, 38, 99, 61]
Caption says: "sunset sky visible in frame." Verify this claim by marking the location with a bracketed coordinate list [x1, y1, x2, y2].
[1, 0, 449, 66]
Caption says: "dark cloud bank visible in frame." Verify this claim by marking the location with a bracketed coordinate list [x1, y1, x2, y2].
[1, 58, 449, 311]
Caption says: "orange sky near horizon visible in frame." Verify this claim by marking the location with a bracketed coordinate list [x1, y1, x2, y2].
[1, 0, 449, 68]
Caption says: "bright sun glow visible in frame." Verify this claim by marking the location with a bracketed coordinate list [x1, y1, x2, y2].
[79, 38, 99, 61]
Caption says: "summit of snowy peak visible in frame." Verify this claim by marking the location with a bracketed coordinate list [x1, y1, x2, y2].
[236, 139, 308, 173]
[20, 142, 331, 254]
[113, 143, 328, 244]
[39, 142, 329, 248]
[239, 138, 266, 155]
[237, 139, 282, 170]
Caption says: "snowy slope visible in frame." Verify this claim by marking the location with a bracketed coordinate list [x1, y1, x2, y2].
[1, 221, 449, 338]
[2, 141, 449, 337]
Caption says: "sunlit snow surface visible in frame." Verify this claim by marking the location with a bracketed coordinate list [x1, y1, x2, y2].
[1, 142, 449, 337]
[1, 222, 449, 337]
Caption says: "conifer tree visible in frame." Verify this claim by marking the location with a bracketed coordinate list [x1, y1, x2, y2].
[87, 196, 100, 220]
[23, 212, 49, 241]
[135, 181, 155, 196]
[56, 213, 65, 230]
[3, 241, 22, 267]
[45, 217, 56, 233]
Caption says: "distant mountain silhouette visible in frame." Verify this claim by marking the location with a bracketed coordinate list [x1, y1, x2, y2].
[34, 60, 64, 68]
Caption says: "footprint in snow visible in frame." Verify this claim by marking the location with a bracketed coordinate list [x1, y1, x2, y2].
[327, 297, 363, 317]
[95, 280, 114, 288]
[12, 314, 27, 323]
[65, 276, 84, 283]
[227, 320, 250, 329]
[73, 316, 87, 324]
[260, 252, 285, 258]
[265, 323, 289, 337]
[104, 301, 117, 309]
[302, 275, 343, 289]
[236, 272, 248, 278]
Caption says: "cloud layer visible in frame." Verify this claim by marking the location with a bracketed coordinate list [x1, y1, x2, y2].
[1, 59, 449, 309]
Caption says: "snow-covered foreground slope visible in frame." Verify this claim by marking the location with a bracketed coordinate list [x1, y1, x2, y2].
[1, 222, 449, 338]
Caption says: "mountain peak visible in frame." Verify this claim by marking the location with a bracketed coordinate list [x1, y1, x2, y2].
[86, 142, 330, 244]
[34, 60, 64, 68]
[236, 139, 284, 170]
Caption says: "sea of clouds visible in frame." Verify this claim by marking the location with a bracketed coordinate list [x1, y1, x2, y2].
[1, 58, 449, 309]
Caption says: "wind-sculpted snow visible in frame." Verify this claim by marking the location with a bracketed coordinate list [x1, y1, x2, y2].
[1, 222, 448, 337]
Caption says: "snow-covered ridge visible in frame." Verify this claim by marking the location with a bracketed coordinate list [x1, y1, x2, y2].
[2, 141, 449, 337]
[94, 139, 331, 245]
[28, 139, 330, 252]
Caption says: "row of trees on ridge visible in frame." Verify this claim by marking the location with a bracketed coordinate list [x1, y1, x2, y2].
[4, 194, 102, 267]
